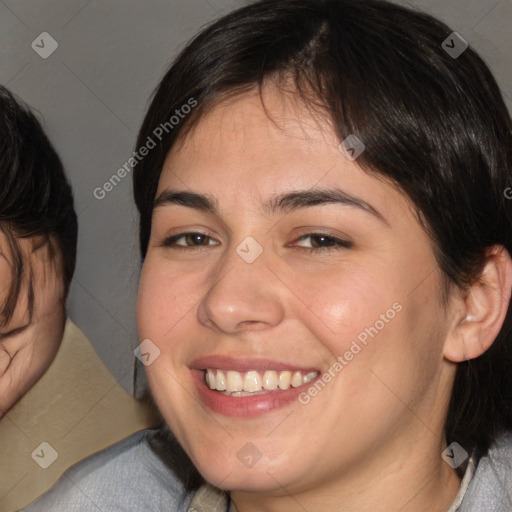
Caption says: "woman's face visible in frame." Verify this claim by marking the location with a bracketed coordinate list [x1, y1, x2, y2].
[0, 235, 66, 417]
[137, 87, 458, 495]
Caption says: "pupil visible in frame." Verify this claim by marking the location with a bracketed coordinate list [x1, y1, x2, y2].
[187, 234, 207, 245]
[313, 235, 331, 247]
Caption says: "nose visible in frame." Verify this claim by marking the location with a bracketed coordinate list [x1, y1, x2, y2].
[197, 243, 285, 334]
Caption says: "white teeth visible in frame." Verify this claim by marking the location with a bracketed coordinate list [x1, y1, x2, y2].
[205, 368, 318, 395]
[263, 370, 278, 390]
[303, 371, 317, 384]
[206, 369, 215, 390]
[216, 370, 226, 391]
[226, 371, 243, 393]
[243, 371, 262, 392]
[229, 390, 269, 397]
[291, 371, 303, 387]
[278, 371, 291, 390]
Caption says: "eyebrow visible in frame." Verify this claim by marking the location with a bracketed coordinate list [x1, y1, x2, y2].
[154, 187, 389, 225]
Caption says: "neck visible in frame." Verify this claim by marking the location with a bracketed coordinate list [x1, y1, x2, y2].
[230, 437, 462, 512]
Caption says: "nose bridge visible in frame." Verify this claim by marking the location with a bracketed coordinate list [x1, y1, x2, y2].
[197, 235, 284, 332]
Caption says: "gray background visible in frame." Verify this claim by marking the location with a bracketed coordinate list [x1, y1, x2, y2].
[1, 0, 511, 394]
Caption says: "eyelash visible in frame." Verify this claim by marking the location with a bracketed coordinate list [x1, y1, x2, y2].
[292, 233, 353, 252]
[0, 326, 26, 340]
[160, 232, 352, 253]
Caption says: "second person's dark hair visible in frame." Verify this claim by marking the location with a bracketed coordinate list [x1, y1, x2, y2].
[0, 85, 78, 325]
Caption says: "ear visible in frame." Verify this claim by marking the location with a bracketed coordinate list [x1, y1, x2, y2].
[444, 246, 512, 362]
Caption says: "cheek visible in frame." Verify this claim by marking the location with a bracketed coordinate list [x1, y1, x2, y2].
[288, 263, 396, 354]
[294, 262, 445, 405]
[136, 257, 207, 372]
[330, 280, 447, 422]
[28, 318, 64, 378]
[0, 332, 53, 413]
[137, 258, 189, 337]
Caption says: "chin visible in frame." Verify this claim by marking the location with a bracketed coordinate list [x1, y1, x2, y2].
[190, 444, 306, 494]
[202, 466, 289, 493]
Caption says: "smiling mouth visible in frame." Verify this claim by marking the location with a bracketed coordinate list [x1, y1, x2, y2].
[204, 368, 319, 396]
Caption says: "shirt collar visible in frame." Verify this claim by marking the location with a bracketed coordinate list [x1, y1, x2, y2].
[446, 454, 477, 512]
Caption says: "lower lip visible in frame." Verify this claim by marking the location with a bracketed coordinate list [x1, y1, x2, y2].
[192, 370, 316, 417]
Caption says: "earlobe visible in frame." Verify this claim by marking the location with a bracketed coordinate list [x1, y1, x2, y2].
[444, 246, 512, 363]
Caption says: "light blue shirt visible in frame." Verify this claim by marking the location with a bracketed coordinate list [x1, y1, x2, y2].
[21, 429, 196, 512]
[458, 432, 512, 511]
[22, 429, 512, 511]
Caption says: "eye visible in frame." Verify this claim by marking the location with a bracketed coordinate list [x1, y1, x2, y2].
[160, 232, 219, 249]
[292, 233, 353, 253]
[0, 324, 29, 340]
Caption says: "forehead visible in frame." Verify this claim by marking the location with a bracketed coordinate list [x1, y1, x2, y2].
[157, 87, 409, 225]
[160, 88, 336, 200]
[170, 86, 337, 164]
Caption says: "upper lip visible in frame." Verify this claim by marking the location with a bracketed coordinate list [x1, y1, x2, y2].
[190, 355, 319, 373]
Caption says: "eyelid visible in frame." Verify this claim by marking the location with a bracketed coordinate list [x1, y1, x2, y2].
[160, 230, 220, 248]
[159, 229, 352, 255]
[0, 324, 30, 339]
[291, 232, 353, 249]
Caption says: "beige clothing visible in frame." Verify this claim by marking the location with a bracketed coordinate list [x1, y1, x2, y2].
[0, 320, 156, 511]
